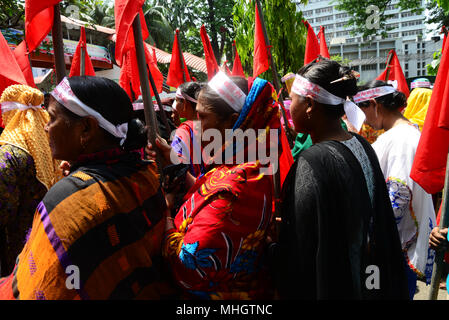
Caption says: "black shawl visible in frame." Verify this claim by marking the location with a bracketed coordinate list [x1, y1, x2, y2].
[274, 133, 409, 299]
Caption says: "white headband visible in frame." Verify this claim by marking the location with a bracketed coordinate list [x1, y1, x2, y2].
[51, 77, 128, 146]
[208, 72, 247, 112]
[291, 74, 366, 132]
[353, 86, 396, 104]
[1, 101, 41, 113]
[176, 87, 198, 104]
[411, 81, 431, 89]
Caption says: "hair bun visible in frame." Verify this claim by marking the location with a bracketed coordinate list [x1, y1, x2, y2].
[121, 118, 148, 151]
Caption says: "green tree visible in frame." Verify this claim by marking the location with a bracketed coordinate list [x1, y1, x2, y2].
[233, 0, 306, 80]
[0, 0, 25, 29]
[143, 1, 174, 51]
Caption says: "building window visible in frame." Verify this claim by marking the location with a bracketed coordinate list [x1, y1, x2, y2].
[361, 64, 377, 71]
[405, 63, 408, 70]
[422, 42, 426, 48]
[417, 70, 421, 76]
[405, 44, 408, 50]
[417, 62, 420, 68]
[405, 71, 409, 78]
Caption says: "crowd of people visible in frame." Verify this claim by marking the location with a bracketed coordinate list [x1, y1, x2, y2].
[0, 58, 445, 300]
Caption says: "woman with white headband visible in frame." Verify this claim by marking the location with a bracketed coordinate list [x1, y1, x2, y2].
[274, 59, 409, 299]
[153, 72, 281, 299]
[356, 80, 436, 299]
[170, 81, 205, 178]
[0, 76, 175, 300]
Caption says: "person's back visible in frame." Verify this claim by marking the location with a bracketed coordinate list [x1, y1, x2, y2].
[274, 60, 409, 299]
[278, 133, 409, 299]
[3, 150, 172, 299]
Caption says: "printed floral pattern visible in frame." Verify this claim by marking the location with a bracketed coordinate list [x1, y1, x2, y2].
[0, 144, 47, 276]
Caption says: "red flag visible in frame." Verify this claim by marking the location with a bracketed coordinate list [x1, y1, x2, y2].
[119, 44, 163, 101]
[377, 50, 410, 98]
[69, 27, 95, 77]
[25, 0, 61, 52]
[319, 26, 330, 59]
[410, 38, 449, 194]
[279, 125, 294, 188]
[303, 20, 320, 65]
[232, 40, 245, 77]
[0, 33, 29, 128]
[114, 0, 148, 66]
[200, 25, 220, 80]
[0, 36, 28, 93]
[222, 61, 232, 75]
[253, 2, 270, 78]
[166, 29, 191, 88]
[13, 41, 36, 88]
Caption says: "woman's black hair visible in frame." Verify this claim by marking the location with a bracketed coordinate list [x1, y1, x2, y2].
[178, 82, 205, 111]
[66, 76, 147, 151]
[357, 80, 407, 111]
[297, 59, 358, 119]
[198, 76, 248, 120]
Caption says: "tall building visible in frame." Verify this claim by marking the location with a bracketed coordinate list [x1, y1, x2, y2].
[295, 0, 443, 83]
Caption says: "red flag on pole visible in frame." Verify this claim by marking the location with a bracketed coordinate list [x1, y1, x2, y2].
[119, 44, 163, 101]
[303, 20, 320, 65]
[222, 61, 232, 75]
[253, 2, 270, 78]
[377, 50, 410, 98]
[69, 27, 95, 77]
[25, 0, 61, 52]
[200, 25, 220, 80]
[232, 40, 245, 77]
[166, 30, 191, 88]
[12, 41, 35, 88]
[0, 32, 29, 128]
[114, 0, 148, 66]
[410, 39, 449, 194]
[318, 26, 330, 59]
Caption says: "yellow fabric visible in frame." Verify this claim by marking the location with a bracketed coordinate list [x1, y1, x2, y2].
[0, 85, 61, 190]
[404, 87, 433, 132]
[282, 73, 295, 96]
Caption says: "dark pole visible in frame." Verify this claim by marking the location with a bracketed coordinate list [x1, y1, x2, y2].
[132, 13, 164, 176]
[428, 146, 449, 299]
[80, 45, 85, 76]
[52, 4, 66, 83]
[384, 51, 394, 82]
[255, 0, 294, 148]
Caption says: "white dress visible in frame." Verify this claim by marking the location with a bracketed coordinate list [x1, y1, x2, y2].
[372, 122, 436, 283]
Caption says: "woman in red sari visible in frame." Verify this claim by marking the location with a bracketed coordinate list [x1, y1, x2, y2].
[151, 73, 283, 299]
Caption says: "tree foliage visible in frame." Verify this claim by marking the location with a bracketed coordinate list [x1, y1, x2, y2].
[233, 0, 306, 80]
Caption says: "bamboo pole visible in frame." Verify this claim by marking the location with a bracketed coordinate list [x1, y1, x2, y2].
[255, 0, 294, 148]
[384, 51, 394, 82]
[52, 4, 66, 83]
[132, 13, 164, 177]
[428, 146, 449, 300]
[80, 44, 85, 76]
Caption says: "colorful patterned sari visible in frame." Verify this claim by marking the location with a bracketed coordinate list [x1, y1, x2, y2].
[163, 78, 285, 299]
[0, 149, 175, 300]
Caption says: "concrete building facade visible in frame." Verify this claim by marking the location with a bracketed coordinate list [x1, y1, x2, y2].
[296, 0, 443, 83]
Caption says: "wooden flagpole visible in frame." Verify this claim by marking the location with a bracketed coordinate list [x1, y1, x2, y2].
[80, 42, 85, 76]
[52, 4, 66, 83]
[132, 13, 164, 176]
[384, 51, 394, 82]
[255, 0, 294, 149]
